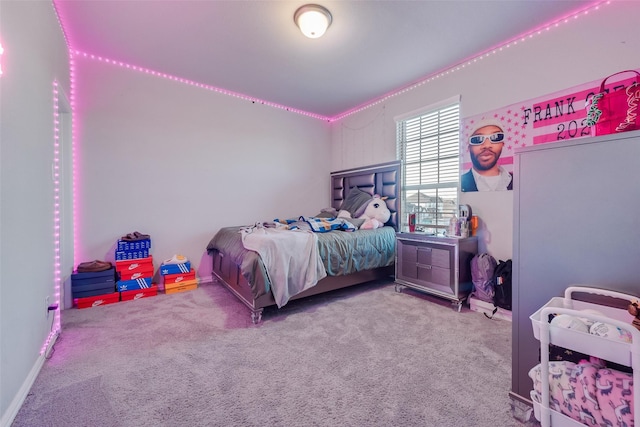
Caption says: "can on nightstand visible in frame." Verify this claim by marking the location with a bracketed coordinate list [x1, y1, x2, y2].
[408, 213, 416, 232]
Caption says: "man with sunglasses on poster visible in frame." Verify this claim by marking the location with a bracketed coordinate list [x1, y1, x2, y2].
[461, 120, 513, 192]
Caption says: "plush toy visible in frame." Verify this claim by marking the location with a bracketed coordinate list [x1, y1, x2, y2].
[628, 300, 640, 332]
[357, 195, 391, 229]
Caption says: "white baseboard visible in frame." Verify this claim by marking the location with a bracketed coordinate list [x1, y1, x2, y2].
[0, 331, 59, 427]
[198, 276, 215, 286]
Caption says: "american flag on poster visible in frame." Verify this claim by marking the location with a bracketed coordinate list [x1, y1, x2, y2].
[460, 70, 639, 181]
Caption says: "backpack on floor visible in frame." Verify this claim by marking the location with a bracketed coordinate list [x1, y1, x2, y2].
[470, 253, 497, 304]
[492, 259, 513, 311]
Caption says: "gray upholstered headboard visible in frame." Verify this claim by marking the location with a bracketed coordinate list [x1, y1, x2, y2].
[330, 161, 401, 231]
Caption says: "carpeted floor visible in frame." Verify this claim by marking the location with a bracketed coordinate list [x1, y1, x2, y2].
[13, 279, 529, 427]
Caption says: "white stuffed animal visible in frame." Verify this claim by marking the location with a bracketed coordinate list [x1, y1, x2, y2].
[357, 196, 390, 229]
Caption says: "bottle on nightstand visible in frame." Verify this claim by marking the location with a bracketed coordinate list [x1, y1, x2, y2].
[448, 213, 458, 236]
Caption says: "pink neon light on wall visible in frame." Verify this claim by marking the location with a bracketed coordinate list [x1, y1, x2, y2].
[0, 43, 4, 76]
[69, 54, 80, 267]
[332, 0, 610, 121]
[37, 1, 73, 357]
[66, 0, 610, 122]
[41, 80, 63, 355]
[52, 0, 80, 267]
[72, 50, 331, 122]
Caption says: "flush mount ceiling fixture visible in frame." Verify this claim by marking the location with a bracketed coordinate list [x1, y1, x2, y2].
[294, 4, 332, 39]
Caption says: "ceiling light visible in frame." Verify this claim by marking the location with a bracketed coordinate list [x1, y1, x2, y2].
[294, 4, 332, 39]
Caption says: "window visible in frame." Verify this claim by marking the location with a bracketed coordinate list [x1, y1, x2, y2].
[396, 97, 460, 234]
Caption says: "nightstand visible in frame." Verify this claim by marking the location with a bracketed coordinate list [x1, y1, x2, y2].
[394, 232, 478, 311]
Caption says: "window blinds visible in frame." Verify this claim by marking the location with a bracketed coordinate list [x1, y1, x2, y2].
[396, 102, 460, 232]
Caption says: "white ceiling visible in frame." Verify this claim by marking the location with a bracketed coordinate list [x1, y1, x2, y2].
[54, 0, 595, 118]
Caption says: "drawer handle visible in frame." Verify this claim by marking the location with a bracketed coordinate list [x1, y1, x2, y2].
[417, 264, 432, 270]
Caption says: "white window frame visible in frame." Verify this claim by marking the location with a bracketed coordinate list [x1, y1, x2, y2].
[395, 95, 460, 234]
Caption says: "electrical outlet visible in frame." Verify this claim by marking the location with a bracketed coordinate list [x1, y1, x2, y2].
[45, 296, 50, 319]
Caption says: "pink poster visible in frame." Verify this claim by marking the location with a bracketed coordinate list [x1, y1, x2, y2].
[460, 69, 639, 192]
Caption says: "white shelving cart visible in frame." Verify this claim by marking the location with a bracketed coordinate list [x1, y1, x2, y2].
[529, 286, 639, 427]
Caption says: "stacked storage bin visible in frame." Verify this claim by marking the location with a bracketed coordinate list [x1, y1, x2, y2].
[115, 233, 158, 300]
[160, 255, 198, 294]
[72, 264, 119, 309]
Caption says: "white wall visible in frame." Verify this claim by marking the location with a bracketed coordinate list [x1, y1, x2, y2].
[74, 58, 331, 281]
[330, 1, 640, 261]
[0, 1, 70, 424]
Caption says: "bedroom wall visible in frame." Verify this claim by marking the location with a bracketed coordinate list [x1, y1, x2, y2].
[0, 1, 70, 424]
[73, 57, 331, 283]
[329, 1, 640, 261]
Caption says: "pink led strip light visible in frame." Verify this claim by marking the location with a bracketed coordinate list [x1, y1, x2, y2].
[67, 1, 609, 123]
[72, 50, 330, 121]
[0, 43, 4, 76]
[41, 80, 63, 355]
[52, 0, 80, 266]
[332, 0, 611, 121]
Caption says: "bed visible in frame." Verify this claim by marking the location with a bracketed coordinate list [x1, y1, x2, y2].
[206, 161, 401, 323]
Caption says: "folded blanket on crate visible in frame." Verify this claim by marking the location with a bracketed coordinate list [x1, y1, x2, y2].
[529, 360, 633, 426]
[239, 224, 327, 308]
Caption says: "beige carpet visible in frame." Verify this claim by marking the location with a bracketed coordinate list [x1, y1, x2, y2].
[13, 279, 526, 427]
